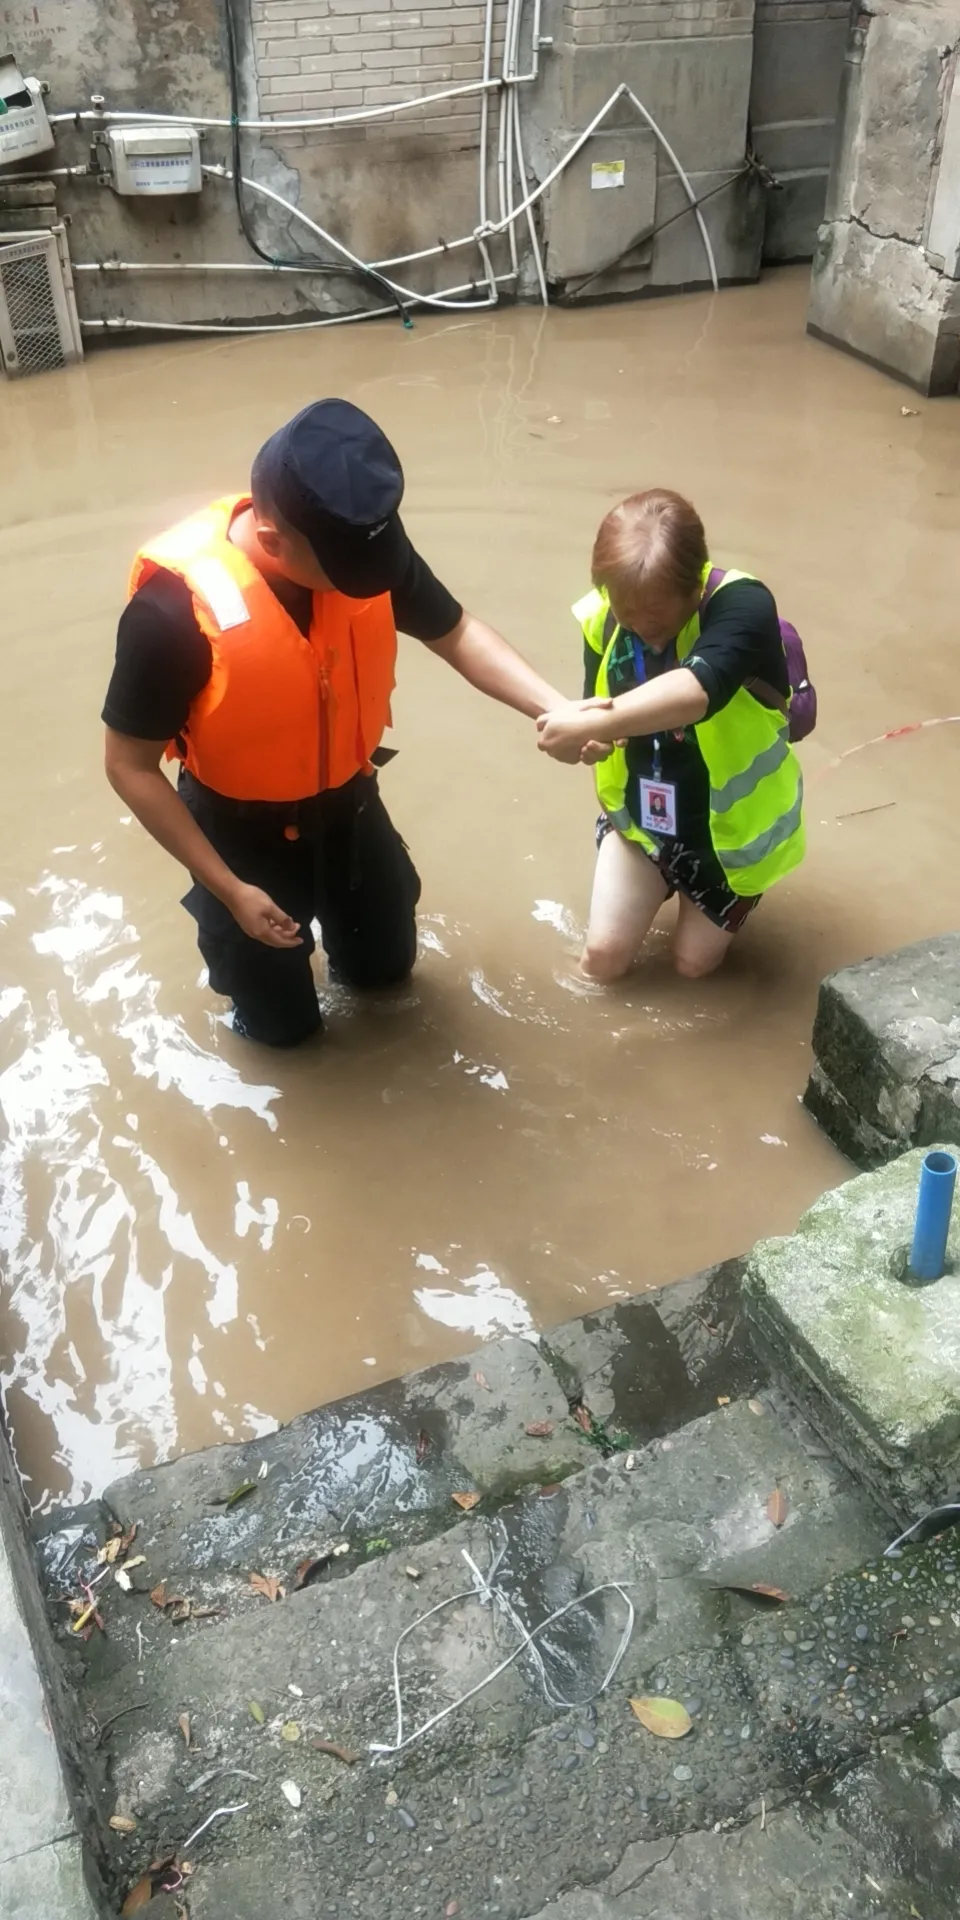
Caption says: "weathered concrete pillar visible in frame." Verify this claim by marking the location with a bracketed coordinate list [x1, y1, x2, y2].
[808, 0, 960, 394]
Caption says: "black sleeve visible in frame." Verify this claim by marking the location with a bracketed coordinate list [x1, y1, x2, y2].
[583, 640, 600, 701]
[102, 571, 213, 740]
[684, 579, 789, 719]
[390, 541, 463, 643]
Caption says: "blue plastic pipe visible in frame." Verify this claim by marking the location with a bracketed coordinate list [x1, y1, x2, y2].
[908, 1150, 958, 1282]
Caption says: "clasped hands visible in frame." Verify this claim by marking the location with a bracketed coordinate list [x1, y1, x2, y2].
[536, 695, 624, 766]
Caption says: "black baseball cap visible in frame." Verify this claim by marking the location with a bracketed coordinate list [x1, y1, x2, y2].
[253, 398, 411, 597]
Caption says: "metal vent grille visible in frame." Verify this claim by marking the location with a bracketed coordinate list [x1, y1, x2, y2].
[0, 229, 82, 378]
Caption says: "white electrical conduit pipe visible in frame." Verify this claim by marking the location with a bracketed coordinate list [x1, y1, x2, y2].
[70, 81, 717, 328]
[475, 0, 500, 309]
[497, 0, 520, 283]
[46, 78, 506, 136]
[79, 273, 519, 335]
[204, 165, 501, 313]
[509, 0, 548, 305]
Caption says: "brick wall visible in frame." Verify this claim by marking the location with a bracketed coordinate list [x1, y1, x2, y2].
[754, 0, 849, 18]
[251, 0, 504, 142]
[563, 0, 755, 44]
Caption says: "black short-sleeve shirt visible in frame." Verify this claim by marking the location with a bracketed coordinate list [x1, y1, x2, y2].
[102, 537, 463, 743]
[583, 577, 790, 846]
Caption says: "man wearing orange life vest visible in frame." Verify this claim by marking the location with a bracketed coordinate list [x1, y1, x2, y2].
[102, 399, 567, 1047]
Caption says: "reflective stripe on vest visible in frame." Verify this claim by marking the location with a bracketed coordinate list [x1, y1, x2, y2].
[710, 731, 791, 815]
[575, 564, 805, 897]
[129, 496, 397, 804]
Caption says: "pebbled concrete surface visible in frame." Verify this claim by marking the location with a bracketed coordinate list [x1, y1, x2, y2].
[61, 1398, 898, 1918]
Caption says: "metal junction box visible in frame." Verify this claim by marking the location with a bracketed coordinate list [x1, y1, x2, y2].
[99, 125, 202, 197]
[545, 128, 657, 284]
[0, 54, 54, 166]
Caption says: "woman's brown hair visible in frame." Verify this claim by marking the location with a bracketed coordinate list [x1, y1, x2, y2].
[591, 489, 707, 605]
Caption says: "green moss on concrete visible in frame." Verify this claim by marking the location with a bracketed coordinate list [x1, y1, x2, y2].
[745, 1146, 960, 1480]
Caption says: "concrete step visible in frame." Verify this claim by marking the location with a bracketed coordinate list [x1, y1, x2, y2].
[60, 1394, 903, 1919]
[35, 1263, 757, 1686]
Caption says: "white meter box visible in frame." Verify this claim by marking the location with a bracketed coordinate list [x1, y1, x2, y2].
[101, 125, 202, 196]
[0, 54, 54, 165]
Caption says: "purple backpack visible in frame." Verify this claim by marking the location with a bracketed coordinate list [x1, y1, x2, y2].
[703, 566, 817, 744]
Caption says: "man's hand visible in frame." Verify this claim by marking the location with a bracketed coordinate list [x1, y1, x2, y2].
[228, 884, 303, 948]
[536, 698, 613, 765]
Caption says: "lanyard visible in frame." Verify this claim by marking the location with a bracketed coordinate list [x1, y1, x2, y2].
[628, 632, 662, 781]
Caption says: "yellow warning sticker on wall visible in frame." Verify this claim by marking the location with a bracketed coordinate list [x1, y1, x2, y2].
[591, 160, 625, 190]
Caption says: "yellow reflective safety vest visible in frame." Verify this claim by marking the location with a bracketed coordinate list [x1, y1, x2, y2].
[575, 563, 805, 898]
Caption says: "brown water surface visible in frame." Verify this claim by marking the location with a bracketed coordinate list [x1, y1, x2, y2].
[2, 268, 957, 1508]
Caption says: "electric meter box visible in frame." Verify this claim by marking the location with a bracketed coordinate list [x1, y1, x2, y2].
[0, 55, 54, 166]
[100, 125, 202, 196]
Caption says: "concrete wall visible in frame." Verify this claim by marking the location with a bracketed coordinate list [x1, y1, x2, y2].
[0, 0, 844, 341]
[749, 0, 850, 261]
[808, 0, 960, 395]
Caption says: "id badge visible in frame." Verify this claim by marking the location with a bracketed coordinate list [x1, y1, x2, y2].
[639, 778, 677, 836]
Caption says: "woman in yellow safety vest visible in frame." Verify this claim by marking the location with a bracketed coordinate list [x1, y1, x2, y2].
[536, 489, 805, 983]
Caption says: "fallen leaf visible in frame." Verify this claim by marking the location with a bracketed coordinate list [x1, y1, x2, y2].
[98, 1535, 122, 1565]
[539, 1484, 561, 1497]
[282, 1721, 301, 1742]
[281, 1780, 302, 1809]
[405, 1565, 421, 1581]
[748, 1400, 765, 1416]
[191, 1604, 224, 1620]
[474, 1371, 491, 1391]
[249, 1571, 284, 1603]
[767, 1488, 789, 1529]
[249, 1701, 265, 1724]
[225, 1481, 257, 1510]
[109, 1814, 137, 1833]
[572, 1404, 593, 1435]
[416, 1429, 431, 1464]
[121, 1877, 154, 1916]
[150, 1583, 167, 1609]
[178, 1713, 192, 1748]
[629, 1696, 693, 1740]
[119, 1523, 139, 1553]
[168, 1600, 192, 1624]
[310, 1738, 359, 1765]
[124, 1555, 146, 1572]
[524, 1420, 554, 1438]
[712, 1581, 789, 1606]
[114, 1569, 132, 1593]
[452, 1492, 481, 1512]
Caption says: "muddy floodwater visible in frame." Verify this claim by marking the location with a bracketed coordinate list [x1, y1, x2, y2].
[1, 268, 958, 1508]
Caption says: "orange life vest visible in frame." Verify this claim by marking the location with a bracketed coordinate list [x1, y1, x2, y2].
[128, 495, 397, 803]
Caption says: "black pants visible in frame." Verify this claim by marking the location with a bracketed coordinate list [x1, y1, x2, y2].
[181, 772, 421, 1047]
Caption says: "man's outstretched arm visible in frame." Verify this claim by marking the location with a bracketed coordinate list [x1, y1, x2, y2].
[427, 610, 566, 719]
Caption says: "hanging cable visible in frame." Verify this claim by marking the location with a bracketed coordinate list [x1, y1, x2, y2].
[221, 0, 410, 327]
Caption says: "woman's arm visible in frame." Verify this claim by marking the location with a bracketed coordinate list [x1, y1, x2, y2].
[537, 668, 708, 763]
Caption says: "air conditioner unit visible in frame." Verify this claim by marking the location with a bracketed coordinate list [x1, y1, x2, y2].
[0, 225, 82, 377]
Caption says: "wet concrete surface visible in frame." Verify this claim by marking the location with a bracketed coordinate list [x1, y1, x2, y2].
[34, 1261, 758, 1678]
[3, 267, 960, 1507]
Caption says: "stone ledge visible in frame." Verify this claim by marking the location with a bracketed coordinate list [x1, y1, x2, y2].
[744, 1145, 960, 1524]
[803, 935, 960, 1166]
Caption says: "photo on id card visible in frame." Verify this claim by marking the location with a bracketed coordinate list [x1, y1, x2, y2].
[639, 778, 677, 836]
